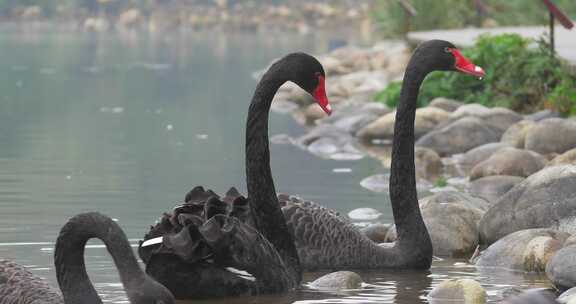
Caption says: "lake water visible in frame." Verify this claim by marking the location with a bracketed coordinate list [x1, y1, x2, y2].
[0, 28, 550, 303]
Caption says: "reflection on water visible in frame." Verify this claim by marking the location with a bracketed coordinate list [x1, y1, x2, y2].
[0, 29, 551, 303]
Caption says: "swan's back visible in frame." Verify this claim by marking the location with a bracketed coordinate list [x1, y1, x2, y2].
[280, 196, 379, 270]
[0, 259, 63, 304]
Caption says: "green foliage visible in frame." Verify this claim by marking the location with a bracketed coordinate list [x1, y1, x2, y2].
[375, 34, 576, 114]
[547, 78, 576, 115]
[434, 176, 448, 188]
[373, 0, 576, 37]
[373, 81, 401, 108]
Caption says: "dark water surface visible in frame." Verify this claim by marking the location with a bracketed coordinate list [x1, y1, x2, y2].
[0, 29, 549, 303]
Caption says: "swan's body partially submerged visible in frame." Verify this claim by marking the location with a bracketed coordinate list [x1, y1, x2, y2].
[0, 259, 62, 304]
[1, 212, 175, 304]
[140, 43, 485, 296]
[140, 53, 331, 299]
[139, 187, 294, 298]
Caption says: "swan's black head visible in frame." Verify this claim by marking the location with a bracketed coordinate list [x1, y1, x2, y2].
[128, 278, 175, 304]
[413, 40, 485, 77]
[271, 52, 331, 114]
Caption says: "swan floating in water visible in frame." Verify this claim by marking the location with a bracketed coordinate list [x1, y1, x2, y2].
[139, 42, 485, 298]
[0, 212, 175, 304]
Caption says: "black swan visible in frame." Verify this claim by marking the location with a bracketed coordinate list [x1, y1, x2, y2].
[138, 52, 331, 298]
[140, 41, 484, 283]
[281, 40, 485, 269]
[0, 212, 175, 304]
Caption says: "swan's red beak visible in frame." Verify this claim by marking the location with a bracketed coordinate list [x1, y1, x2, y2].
[450, 48, 485, 78]
[313, 75, 332, 115]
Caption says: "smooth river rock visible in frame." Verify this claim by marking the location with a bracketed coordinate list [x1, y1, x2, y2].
[550, 148, 576, 166]
[502, 288, 560, 304]
[525, 110, 562, 122]
[419, 192, 486, 257]
[475, 228, 569, 272]
[448, 105, 522, 132]
[500, 120, 536, 148]
[357, 107, 450, 141]
[458, 142, 510, 173]
[415, 147, 443, 182]
[428, 97, 464, 112]
[420, 191, 490, 212]
[547, 244, 576, 290]
[479, 165, 576, 245]
[469, 147, 546, 180]
[468, 175, 525, 204]
[416, 116, 502, 156]
[361, 223, 391, 243]
[320, 102, 390, 134]
[309, 271, 363, 290]
[525, 118, 576, 155]
[428, 279, 486, 304]
[347, 208, 382, 221]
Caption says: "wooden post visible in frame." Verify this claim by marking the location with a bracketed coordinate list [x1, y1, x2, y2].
[549, 11, 555, 56]
[397, 0, 417, 40]
[403, 9, 411, 39]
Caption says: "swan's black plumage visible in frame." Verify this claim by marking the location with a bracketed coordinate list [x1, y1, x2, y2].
[139, 53, 327, 298]
[140, 41, 482, 279]
[285, 40, 480, 269]
[0, 212, 174, 304]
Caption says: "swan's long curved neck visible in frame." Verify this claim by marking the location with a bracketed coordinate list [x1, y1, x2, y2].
[54, 213, 146, 304]
[389, 58, 432, 255]
[246, 71, 301, 284]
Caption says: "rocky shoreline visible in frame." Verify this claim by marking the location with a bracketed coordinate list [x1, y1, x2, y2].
[267, 41, 576, 303]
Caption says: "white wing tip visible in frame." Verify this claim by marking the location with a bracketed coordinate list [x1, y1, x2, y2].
[141, 237, 163, 247]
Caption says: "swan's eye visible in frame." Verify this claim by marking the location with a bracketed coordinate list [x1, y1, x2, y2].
[444, 47, 452, 53]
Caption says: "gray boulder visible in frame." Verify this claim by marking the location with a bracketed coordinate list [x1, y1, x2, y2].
[361, 223, 391, 243]
[480, 107, 524, 132]
[415, 147, 443, 182]
[420, 191, 490, 212]
[448, 105, 522, 132]
[547, 244, 576, 290]
[479, 165, 576, 245]
[550, 148, 576, 166]
[475, 228, 569, 272]
[416, 116, 502, 156]
[297, 124, 352, 146]
[428, 97, 464, 112]
[420, 192, 486, 257]
[458, 142, 510, 173]
[501, 120, 536, 148]
[525, 118, 576, 155]
[502, 289, 560, 304]
[526, 110, 562, 122]
[309, 271, 363, 290]
[449, 103, 492, 120]
[320, 102, 390, 134]
[357, 107, 449, 141]
[428, 279, 486, 304]
[469, 147, 546, 180]
[385, 192, 487, 257]
[307, 137, 363, 160]
[468, 175, 525, 204]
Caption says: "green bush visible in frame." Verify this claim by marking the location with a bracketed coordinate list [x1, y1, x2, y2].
[373, 0, 576, 37]
[374, 34, 576, 114]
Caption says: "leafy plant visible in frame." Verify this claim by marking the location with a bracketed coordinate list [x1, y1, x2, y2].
[434, 176, 448, 188]
[547, 78, 576, 115]
[375, 34, 576, 114]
